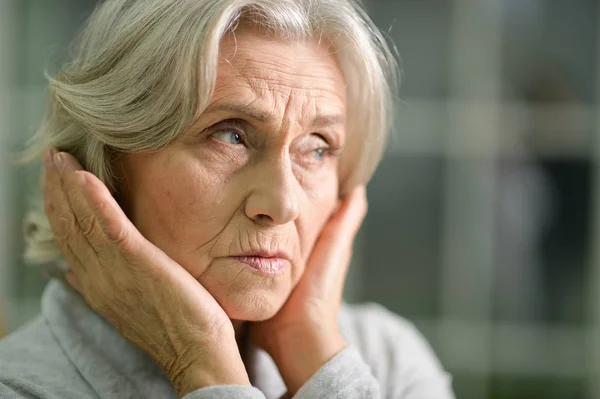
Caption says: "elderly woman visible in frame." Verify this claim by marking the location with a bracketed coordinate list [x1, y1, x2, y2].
[0, 0, 454, 398]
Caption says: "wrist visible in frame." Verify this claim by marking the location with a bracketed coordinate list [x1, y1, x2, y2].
[172, 366, 252, 398]
[169, 349, 251, 398]
[268, 325, 347, 395]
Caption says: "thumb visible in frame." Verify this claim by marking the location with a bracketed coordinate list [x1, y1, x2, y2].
[303, 185, 367, 296]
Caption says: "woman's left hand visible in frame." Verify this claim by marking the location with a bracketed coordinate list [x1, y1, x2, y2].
[248, 185, 367, 395]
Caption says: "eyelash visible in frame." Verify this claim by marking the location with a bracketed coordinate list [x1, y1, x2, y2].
[208, 120, 247, 144]
[207, 119, 341, 161]
[311, 135, 342, 161]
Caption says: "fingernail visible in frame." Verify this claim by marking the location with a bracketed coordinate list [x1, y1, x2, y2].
[55, 153, 66, 176]
[75, 171, 87, 187]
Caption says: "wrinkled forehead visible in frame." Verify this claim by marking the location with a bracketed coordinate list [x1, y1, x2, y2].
[212, 27, 347, 120]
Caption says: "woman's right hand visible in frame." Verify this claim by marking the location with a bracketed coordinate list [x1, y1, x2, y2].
[41, 148, 250, 397]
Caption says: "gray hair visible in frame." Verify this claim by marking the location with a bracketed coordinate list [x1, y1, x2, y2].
[21, 0, 399, 272]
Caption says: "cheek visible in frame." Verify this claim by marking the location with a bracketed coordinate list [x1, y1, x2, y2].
[124, 154, 239, 272]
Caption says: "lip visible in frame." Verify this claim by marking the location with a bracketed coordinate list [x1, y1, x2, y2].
[232, 250, 291, 261]
[229, 251, 290, 275]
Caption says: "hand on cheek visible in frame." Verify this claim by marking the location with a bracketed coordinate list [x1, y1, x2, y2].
[41, 148, 250, 397]
[248, 185, 368, 395]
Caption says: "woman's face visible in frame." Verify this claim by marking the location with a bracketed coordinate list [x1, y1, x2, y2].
[118, 27, 347, 321]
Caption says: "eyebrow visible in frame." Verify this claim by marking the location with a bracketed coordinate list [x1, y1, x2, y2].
[203, 101, 345, 127]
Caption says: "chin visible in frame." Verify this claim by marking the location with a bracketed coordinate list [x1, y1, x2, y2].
[215, 287, 289, 321]
[197, 257, 298, 321]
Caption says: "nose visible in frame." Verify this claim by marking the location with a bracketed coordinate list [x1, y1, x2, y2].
[244, 154, 300, 226]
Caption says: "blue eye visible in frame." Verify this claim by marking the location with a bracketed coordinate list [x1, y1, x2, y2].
[311, 148, 327, 161]
[212, 130, 243, 145]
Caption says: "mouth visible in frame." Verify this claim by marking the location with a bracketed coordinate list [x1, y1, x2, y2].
[229, 251, 290, 275]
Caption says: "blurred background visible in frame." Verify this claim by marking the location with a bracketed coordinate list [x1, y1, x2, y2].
[1, 0, 599, 398]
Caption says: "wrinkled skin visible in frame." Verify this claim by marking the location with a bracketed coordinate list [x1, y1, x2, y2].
[42, 26, 368, 397]
[117, 26, 346, 322]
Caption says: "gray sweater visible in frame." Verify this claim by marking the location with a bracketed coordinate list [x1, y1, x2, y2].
[0, 281, 454, 398]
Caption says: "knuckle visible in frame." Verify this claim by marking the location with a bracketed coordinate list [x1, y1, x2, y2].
[79, 213, 98, 238]
[56, 216, 73, 241]
[110, 226, 131, 248]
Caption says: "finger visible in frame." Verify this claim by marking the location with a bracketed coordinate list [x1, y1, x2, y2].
[57, 152, 112, 253]
[45, 149, 101, 276]
[57, 152, 144, 257]
[327, 185, 367, 243]
[304, 185, 368, 295]
[312, 185, 367, 260]
[42, 148, 89, 279]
